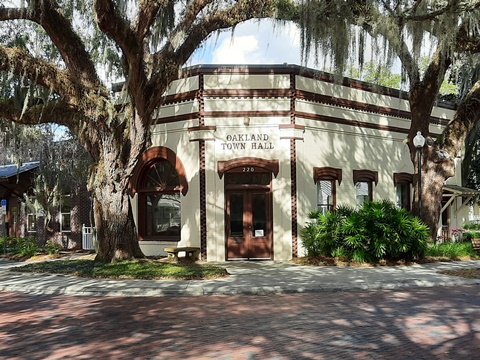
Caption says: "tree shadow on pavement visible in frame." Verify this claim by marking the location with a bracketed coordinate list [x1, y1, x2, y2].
[0, 285, 479, 359]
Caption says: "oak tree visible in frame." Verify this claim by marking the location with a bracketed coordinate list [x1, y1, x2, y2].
[292, 0, 480, 239]
[0, 0, 291, 261]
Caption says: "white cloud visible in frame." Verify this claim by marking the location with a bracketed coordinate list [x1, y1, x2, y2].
[187, 19, 403, 77]
[188, 20, 313, 67]
[212, 35, 260, 64]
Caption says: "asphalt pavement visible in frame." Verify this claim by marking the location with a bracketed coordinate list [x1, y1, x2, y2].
[0, 257, 479, 297]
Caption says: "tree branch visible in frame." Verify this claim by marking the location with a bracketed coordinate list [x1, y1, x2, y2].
[442, 80, 480, 156]
[392, 0, 466, 22]
[177, 0, 217, 38]
[0, 1, 101, 87]
[0, 46, 111, 123]
[94, 0, 153, 117]
[0, 98, 87, 129]
[135, 0, 167, 40]
[94, 0, 140, 67]
[145, 0, 280, 115]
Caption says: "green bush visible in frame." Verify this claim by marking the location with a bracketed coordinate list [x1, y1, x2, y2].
[44, 240, 62, 255]
[15, 237, 39, 257]
[463, 229, 480, 243]
[426, 242, 479, 259]
[1, 236, 39, 257]
[300, 200, 429, 262]
[463, 222, 480, 230]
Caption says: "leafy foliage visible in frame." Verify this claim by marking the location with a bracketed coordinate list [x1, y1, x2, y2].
[426, 242, 479, 259]
[300, 200, 429, 262]
[1, 236, 62, 257]
[1, 236, 39, 257]
[44, 240, 62, 255]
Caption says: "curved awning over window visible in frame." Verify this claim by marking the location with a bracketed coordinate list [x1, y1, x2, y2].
[130, 146, 188, 196]
[217, 157, 279, 179]
[313, 167, 342, 185]
[353, 169, 378, 186]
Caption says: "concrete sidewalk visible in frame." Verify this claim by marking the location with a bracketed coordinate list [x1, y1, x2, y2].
[0, 258, 479, 297]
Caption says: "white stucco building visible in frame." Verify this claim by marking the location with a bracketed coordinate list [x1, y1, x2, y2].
[128, 64, 470, 261]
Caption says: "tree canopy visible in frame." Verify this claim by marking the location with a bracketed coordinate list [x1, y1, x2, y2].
[0, 0, 293, 261]
[3, 0, 480, 255]
[280, 0, 480, 238]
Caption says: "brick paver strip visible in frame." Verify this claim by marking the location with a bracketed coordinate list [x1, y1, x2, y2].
[1, 285, 479, 359]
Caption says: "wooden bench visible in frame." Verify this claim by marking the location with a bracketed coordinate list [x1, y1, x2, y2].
[471, 238, 480, 253]
[164, 247, 200, 261]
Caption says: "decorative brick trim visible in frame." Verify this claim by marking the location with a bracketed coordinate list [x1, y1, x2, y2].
[129, 146, 189, 196]
[198, 74, 208, 261]
[180, 64, 456, 111]
[199, 141, 207, 261]
[217, 157, 279, 179]
[393, 172, 414, 185]
[353, 169, 379, 186]
[291, 139, 298, 258]
[188, 125, 217, 132]
[313, 167, 343, 185]
[290, 73, 298, 258]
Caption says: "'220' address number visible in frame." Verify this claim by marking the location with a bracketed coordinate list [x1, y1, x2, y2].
[243, 167, 255, 172]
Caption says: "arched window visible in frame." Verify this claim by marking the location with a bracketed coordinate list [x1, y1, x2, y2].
[131, 147, 188, 242]
[139, 159, 181, 241]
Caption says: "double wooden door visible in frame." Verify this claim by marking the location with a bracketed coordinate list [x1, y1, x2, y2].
[226, 189, 272, 260]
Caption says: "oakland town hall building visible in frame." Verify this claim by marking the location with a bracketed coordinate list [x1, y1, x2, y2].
[127, 64, 475, 262]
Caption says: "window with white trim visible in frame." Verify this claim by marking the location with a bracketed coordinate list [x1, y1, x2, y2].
[393, 173, 413, 211]
[60, 196, 71, 232]
[317, 180, 333, 214]
[353, 169, 378, 206]
[313, 167, 342, 214]
[142, 159, 181, 241]
[396, 183, 410, 210]
[27, 213, 36, 232]
[355, 181, 371, 205]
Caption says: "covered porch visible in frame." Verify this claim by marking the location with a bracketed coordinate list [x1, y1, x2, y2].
[440, 184, 480, 242]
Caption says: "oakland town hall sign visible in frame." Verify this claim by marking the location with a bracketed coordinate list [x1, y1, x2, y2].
[220, 133, 275, 151]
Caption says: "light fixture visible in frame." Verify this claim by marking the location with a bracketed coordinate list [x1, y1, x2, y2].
[243, 117, 250, 126]
[413, 131, 425, 219]
[413, 131, 426, 149]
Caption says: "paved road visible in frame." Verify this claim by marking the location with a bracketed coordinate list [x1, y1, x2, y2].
[1, 285, 479, 359]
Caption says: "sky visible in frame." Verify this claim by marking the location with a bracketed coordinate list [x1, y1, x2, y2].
[185, 18, 396, 77]
[187, 19, 318, 68]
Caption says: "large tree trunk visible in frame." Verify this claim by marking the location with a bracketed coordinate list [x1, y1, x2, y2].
[407, 55, 452, 241]
[88, 114, 148, 262]
[416, 146, 455, 241]
[93, 187, 143, 261]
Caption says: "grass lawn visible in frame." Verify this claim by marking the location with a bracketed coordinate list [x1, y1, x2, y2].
[11, 258, 229, 280]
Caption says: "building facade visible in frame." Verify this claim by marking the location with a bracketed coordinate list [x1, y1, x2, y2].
[0, 161, 92, 249]
[129, 64, 467, 261]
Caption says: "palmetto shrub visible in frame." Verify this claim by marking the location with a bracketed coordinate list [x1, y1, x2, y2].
[301, 200, 429, 262]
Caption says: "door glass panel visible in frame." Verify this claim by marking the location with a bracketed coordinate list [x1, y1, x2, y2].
[252, 193, 267, 237]
[230, 193, 244, 237]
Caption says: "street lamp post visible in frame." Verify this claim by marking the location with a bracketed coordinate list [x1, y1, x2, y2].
[413, 131, 426, 218]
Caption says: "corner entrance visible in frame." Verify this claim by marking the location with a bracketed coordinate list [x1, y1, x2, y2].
[224, 171, 273, 260]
